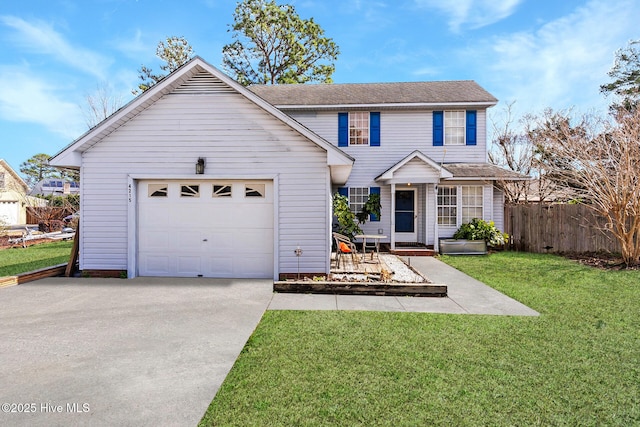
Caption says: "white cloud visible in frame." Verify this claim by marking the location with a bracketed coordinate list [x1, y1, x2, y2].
[414, 0, 522, 32]
[0, 66, 85, 140]
[470, 0, 640, 117]
[0, 15, 112, 79]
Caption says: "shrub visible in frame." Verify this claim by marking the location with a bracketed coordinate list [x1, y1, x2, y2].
[453, 218, 508, 247]
[332, 193, 362, 240]
[39, 220, 64, 233]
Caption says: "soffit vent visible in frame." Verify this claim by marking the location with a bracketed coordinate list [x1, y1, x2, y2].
[172, 71, 235, 94]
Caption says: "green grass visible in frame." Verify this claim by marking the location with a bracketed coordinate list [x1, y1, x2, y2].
[200, 252, 640, 426]
[0, 240, 73, 276]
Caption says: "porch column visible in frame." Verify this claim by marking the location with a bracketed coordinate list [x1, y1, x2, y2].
[390, 183, 396, 250]
[434, 184, 439, 252]
[424, 184, 429, 245]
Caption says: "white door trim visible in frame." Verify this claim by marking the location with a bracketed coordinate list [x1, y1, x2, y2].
[394, 187, 417, 242]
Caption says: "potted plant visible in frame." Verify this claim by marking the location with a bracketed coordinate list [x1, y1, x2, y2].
[440, 218, 507, 255]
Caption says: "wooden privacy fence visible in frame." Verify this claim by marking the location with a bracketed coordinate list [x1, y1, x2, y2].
[504, 204, 622, 254]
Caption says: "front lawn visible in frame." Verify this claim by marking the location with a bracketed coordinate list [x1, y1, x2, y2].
[200, 252, 640, 426]
[0, 240, 73, 276]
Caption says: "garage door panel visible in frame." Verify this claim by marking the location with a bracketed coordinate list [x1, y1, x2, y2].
[208, 257, 234, 277]
[177, 256, 202, 276]
[141, 230, 171, 250]
[141, 255, 171, 275]
[138, 180, 273, 278]
[177, 231, 205, 249]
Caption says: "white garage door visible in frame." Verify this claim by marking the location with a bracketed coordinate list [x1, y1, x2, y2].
[138, 180, 274, 278]
[0, 201, 19, 225]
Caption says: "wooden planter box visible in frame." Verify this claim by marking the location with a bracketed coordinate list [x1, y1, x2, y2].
[439, 239, 487, 255]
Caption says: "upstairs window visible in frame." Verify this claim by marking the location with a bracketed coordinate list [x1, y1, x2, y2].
[444, 111, 465, 145]
[338, 112, 380, 147]
[0, 172, 4, 189]
[349, 112, 369, 145]
[433, 110, 477, 146]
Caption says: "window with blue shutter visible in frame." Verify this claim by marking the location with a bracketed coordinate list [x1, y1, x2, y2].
[466, 110, 477, 146]
[433, 111, 444, 146]
[369, 187, 380, 221]
[338, 113, 348, 147]
[338, 187, 348, 197]
[370, 112, 380, 146]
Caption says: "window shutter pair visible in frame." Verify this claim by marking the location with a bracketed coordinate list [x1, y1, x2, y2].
[336, 187, 380, 222]
[432, 110, 477, 146]
[338, 112, 380, 147]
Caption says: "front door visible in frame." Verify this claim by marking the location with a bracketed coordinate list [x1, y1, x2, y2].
[395, 189, 417, 242]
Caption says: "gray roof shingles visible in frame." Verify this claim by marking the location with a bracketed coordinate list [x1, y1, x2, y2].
[248, 81, 497, 106]
[444, 163, 529, 180]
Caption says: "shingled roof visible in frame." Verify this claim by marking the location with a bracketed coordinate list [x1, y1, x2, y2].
[248, 81, 497, 107]
[443, 163, 529, 180]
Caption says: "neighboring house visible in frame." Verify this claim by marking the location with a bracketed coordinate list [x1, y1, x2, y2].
[30, 179, 80, 196]
[0, 159, 37, 225]
[49, 57, 524, 280]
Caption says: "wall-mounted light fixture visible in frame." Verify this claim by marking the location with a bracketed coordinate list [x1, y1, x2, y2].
[196, 157, 205, 175]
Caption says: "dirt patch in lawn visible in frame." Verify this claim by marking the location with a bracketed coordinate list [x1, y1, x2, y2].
[561, 252, 639, 270]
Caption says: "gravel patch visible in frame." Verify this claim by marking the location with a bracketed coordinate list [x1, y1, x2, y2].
[380, 254, 430, 283]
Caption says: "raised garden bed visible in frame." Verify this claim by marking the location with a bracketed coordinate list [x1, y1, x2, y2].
[274, 280, 447, 297]
[439, 239, 487, 255]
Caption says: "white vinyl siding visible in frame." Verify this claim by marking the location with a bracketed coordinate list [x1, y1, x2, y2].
[79, 73, 331, 277]
[291, 108, 490, 239]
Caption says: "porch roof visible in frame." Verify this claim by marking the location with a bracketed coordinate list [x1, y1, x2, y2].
[442, 163, 530, 181]
[375, 152, 529, 184]
[375, 151, 452, 184]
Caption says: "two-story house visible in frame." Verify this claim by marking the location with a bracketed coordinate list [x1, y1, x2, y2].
[250, 83, 524, 252]
[50, 57, 523, 280]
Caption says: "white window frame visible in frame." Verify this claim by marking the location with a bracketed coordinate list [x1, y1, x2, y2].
[349, 112, 370, 146]
[438, 185, 484, 226]
[462, 186, 483, 223]
[348, 187, 370, 214]
[437, 186, 457, 226]
[444, 111, 465, 146]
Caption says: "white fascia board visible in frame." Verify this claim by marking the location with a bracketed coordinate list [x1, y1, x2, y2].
[442, 176, 531, 181]
[274, 101, 498, 110]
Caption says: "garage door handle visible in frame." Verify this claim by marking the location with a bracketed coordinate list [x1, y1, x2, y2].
[202, 239, 208, 242]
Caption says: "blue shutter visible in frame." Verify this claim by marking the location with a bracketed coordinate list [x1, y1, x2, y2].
[338, 113, 348, 147]
[466, 110, 477, 146]
[433, 111, 444, 146]
[370, 112, 380, 146]
[338, 187, 348, 197]
[369, 187, 380, 221]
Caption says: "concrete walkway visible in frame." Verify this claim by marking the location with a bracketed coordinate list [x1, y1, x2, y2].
[269, 256, 539, 316]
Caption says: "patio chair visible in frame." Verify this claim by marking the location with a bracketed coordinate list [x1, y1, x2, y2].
[332, 232, 360, 269]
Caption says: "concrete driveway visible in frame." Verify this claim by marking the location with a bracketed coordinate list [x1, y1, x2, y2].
[0, 277, 273, 427]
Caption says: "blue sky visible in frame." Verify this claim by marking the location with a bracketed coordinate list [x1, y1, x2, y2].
[1, 0, 638, 176]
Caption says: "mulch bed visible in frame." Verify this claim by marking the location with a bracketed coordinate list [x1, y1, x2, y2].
[561, 252, 638, 270]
